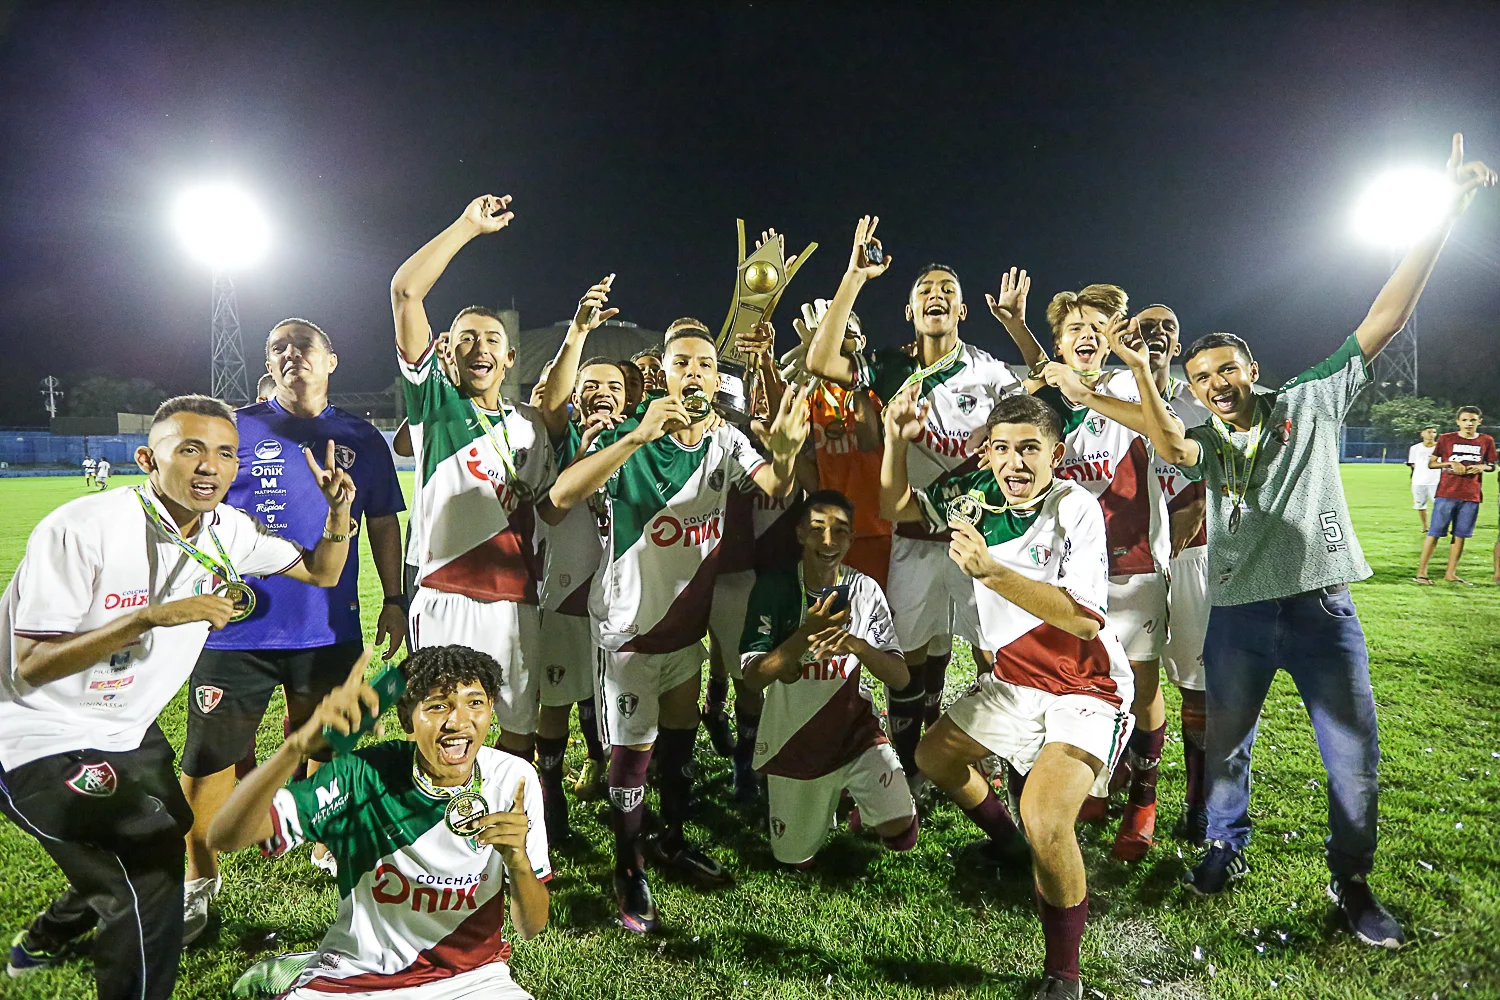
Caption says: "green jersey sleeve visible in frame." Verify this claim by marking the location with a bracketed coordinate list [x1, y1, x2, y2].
[397, 339, 460, 426]
[1275, 333, 1371, 422]
[911, 466, 989, 532]
[263, 752, 379, 858]
[852, 348, 919, 402]
[739, 568, 802, 657]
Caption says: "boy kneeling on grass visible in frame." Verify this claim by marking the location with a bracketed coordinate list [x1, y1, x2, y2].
[884, 392, 1135, 1000]
[209, 644, 550, 1000]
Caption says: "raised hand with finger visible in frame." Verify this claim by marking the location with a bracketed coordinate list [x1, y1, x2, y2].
[847, 215, 891, 281]
[472, 776, 534, 870]
[985, 267, 1031, 328]
[570, 274, 620, 337]
[305, 440, 358, 517]
[463, 194, 515, 234]
[883, 384, 930, 443]
[1447, 132, 1498, 219]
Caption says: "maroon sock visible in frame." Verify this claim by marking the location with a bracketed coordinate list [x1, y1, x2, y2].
[881, 813, 920, 852]
[962, 787, 1019, 843]
[576, 698, 606, 762]
[733, 709, 760, 771]
[536, 735, 569, 819]
[608, 745, 652, 873]
[888, 669, 927, 774]
[498, 743, 536, 766]
[1181, 698, 1207, 808]
[1037, 893, 1088, 981]
[655, 727, 697, 848]
[923, 653, 950, 729]
[1126, 722, 1165, 806]
[704, 674, 729, 716]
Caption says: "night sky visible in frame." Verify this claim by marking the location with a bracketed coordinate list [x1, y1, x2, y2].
[1, 1, 1497, 423]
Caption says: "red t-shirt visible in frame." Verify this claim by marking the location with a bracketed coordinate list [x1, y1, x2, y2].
[1434, 432, 1496, 502]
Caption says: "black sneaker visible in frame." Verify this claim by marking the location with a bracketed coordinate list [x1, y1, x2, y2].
[1172, 805, 1209, 848]
[543, 797, 572, 845]
[613, 869, 659, 934]
[645, 835, 734, 888]
[702, 709, 735, 759]
[1328, 874, 1407, 949]
[1183, 840, 1249, 895]
[959, 833, 1032, 873]
[1032, 974, 1082, 1000]
[732, 759, 760, 806]
[8, 930, 69, 977]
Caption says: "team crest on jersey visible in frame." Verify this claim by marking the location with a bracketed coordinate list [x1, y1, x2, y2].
[617, 693, 639, 717]
[65, 762, 118, 797]
[770, 817, 786, 838]
[1028, 544, 1052, 566]
[708, 469, 725, 491]
[334, 444, 357, 470]
[955, 393, 978, 415]
[1086, 414, 1107, 435]
[195, 685, 224, 713]
[547, 665, 566, 686]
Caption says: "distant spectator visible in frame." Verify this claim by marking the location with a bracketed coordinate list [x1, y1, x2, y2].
[1406, 426, 1440, 532]
[1416, 406, 1496, 584]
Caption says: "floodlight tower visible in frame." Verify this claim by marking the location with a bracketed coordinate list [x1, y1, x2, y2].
[173, 182, 271, 405]
[1351, 166, 1450, 402]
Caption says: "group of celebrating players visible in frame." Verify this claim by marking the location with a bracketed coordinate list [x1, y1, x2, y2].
[0, 135, 1492, 1000]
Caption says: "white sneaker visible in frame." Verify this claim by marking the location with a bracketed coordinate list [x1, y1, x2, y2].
[310, 845, 338, 878]
[182, 875, 220, 946]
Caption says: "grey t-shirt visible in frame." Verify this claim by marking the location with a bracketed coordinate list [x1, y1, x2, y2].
[1178, 333, 1372, 606]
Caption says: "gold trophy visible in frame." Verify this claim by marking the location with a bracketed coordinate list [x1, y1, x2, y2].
[715, 220, 816, 424]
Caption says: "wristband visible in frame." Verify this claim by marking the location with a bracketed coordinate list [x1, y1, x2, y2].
[382, 594, 406, 608]
[323, 528, 351, 543]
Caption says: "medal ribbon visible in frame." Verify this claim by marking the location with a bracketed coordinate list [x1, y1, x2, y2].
[412, 757, 483, 800]
[953, 480, 1056, 521]
[798, 562, 849, 625]
[817, 380, 849, 425]
[897, 340, 964, 397]
[470, 400, 518, 480]
[1208, 400, 1264, 517]
[134, 487, 240, 584]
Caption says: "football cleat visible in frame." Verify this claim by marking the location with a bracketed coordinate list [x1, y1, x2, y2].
[702, 709, 735, 759]
[1328, 874, 1407, 949]
[1183, 841, 1249, 896]
[1032, 974, 1083, 1000]
[571, 757, 608, 801]
[646, 835, 733, 888]
[310, 845, 338, 878]
[613, 869, 659, 934]
[1110, 801, 1156, 862]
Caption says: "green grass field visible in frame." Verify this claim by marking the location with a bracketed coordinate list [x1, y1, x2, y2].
[2, 466, 1498, 1000]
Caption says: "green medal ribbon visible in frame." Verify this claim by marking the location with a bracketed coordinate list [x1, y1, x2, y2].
[135, 487, 255, 621]
[413, 758, 489, 844]
[1208, 400, 1264, 534]
[896, 340, 963, 397]
[470, 400, 518, 480]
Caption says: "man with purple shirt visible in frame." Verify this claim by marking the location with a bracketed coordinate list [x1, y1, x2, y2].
[177, 318, 407, 942]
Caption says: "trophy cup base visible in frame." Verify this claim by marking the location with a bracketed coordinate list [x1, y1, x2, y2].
[712, 358, 754, 426]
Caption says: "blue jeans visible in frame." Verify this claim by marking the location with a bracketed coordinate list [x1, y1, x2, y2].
[1203, 587, 1379, 877]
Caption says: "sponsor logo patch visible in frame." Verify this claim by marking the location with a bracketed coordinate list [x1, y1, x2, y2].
[195, 685, 224, 714]
[254, 439, 284, 460]
[65, 762, 118, 797]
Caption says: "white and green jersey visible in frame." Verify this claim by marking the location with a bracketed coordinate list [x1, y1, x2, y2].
[539, 424, 606, 616]
[739, 566, 898, 779]
[1035, 370, 1168, 577]
[400, 342, 555, 604]
[588, 418, 766, 653]
[263, 742, 550, 994]
[914, 472, 1132, 708]
[853, 341, 1021, 491]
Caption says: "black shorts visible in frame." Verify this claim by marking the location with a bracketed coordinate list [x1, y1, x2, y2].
[179, 640, 364, 777]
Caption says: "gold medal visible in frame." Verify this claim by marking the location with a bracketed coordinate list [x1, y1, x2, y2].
[681, 389, 712, 423]
[824, 418, 845, 441]
[214, 581, 257, 622]
[444, 789, 489, 838]
[946, 493, 984, 527]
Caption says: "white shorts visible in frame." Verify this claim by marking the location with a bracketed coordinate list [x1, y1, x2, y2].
[1163, 547, 1208, 692]
[287, 962, 532, 1000]
[409, 589, 541, 736]
[945, 674, 1134, 799]
[1107, 571, 1168, 662]
[594, 641, 705, 747]
[708, 570, 755, 680]
[538, 610, 595, 707]
[1412, 482, 1437, 510]
[887, 536, 979, 653]
[766, 743, 914, 864]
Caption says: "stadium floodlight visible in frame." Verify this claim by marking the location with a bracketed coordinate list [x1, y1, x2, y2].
[172, 181, 271, 270]
[1351, 167, 1453, 249]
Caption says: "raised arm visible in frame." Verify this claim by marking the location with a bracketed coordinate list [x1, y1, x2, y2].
[1103, 320, 1200, 468]
[539, 275, 618, 437]
[548, 397, 687, 510]
[1354, 134, 1494, 363]
[390, 195, 514, 364]
[807, 216, 890, 386]
[749, 381, 813, 498]
[878, 386, 930, 524]
[986, 267, 1048, 367]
